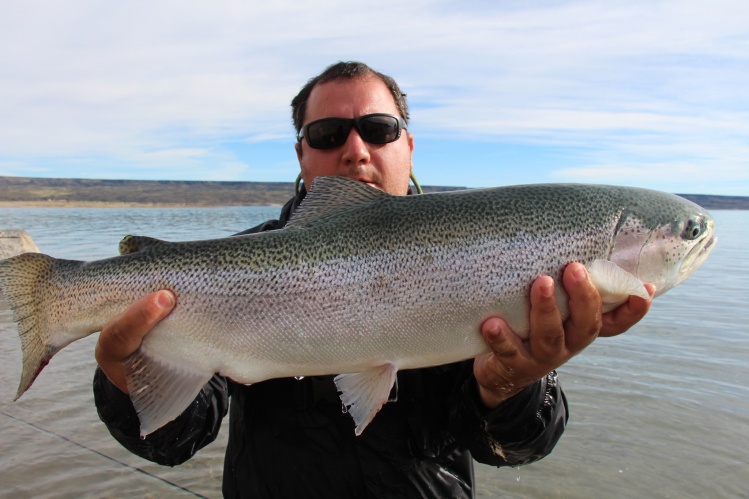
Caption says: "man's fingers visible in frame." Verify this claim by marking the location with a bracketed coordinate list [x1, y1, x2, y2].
[98, 290, 175, 358]
[95, 290, 175, 393]
[481, 317, 524, 360]
[528, 275, 566, 361]
[599, 283, 654, 337]
[561, 263, 602, 353]
[475, 318, 528, 408]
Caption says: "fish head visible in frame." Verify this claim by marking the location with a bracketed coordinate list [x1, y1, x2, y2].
[609, 192, 717, 298]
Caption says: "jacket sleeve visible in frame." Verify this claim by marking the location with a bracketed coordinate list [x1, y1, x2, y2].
[449, 366, 568, 467]
[93, 367, 229, 466]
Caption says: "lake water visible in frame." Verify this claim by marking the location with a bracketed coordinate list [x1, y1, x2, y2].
[0, 207, 747, 498]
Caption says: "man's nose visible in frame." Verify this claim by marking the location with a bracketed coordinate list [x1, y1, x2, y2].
[341, 129, 371, 165]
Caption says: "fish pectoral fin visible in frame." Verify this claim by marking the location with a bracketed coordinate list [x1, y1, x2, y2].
[124, 347, 214, 437]
[334, 363, 398, 436]
[588, 259, 651, 313]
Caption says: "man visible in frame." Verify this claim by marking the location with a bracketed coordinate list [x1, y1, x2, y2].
[94, 62, 653, 498]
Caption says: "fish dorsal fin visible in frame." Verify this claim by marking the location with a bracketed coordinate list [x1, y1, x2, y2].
[119, 235, 170, 255]
[588, 259, 652, 313]
[286, 176, 391, 229]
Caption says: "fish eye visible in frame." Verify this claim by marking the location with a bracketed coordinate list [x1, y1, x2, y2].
[683, 218, 702, 240]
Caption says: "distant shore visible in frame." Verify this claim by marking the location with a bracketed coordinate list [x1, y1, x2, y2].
[0, 176, 747, 209]
[0, 176, 466, 208]
[0, 200, 279, 208]
[0, 176, 299, 207]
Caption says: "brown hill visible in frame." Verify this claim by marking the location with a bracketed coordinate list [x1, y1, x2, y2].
[0, 176, 746, 209]
[0, 176, 463, 207]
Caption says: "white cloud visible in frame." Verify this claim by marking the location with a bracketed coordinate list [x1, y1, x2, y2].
[0, 0, 747, 193]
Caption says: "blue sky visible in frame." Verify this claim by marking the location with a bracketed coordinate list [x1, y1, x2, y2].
[1, 1, 747, 195]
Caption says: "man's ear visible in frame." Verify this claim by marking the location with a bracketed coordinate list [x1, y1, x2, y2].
[295, 142, 303, 162]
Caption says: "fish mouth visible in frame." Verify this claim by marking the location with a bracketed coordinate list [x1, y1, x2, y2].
[680, 233, 717, 276]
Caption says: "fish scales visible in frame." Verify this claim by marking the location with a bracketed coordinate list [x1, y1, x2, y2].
[0, 176, 716, 435]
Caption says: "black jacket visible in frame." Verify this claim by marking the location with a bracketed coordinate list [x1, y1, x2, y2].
[94, 189, 568, 498]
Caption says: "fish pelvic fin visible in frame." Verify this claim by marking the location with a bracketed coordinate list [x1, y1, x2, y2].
[124, 345, 214, 437]
[588, 259, 652, 313]
[0, 253, 68, 399]
[334, 363, 398, 436]
[119, 235, 170, 255]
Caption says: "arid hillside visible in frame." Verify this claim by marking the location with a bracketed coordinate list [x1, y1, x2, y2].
[0, 176, 746, 209]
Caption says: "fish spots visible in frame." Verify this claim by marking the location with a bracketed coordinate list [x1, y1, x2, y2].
[372, 275, 391, 293]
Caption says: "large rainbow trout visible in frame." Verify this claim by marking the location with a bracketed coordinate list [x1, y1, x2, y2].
[0, 177, 716, 436]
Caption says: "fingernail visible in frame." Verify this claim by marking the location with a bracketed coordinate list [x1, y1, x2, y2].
[484, 319, 501, 341]
[572, 264, 587, 282]
[540, 277, 554, 298]
[157, 291, 175, 309]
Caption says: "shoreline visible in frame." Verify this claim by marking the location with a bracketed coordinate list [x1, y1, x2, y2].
[0, 200, 282, 208]
[0, 200, 744, 211]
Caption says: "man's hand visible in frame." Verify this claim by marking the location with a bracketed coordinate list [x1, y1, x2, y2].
[95, 290, 176, 394]
[474, 262, 655, 409]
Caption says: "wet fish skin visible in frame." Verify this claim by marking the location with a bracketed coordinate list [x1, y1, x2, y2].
[0, 177, 716, 436]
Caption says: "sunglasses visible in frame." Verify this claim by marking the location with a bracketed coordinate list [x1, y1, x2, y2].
[297, 113, 407, 150]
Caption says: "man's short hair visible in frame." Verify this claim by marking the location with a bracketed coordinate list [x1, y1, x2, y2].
[291, 61, 409, 134]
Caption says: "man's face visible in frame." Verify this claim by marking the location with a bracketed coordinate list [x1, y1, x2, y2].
[295, 76, 414, 196]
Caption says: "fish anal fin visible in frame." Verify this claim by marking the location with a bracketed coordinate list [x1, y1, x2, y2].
[286, 176, 391, 229]
[119, 235, 170, 255]
[124, 346, 214, 437]
[588, 259, 651, 313]
[334, 363, 398, 436]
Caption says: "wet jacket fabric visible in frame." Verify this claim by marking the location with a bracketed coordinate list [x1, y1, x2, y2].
[94, 188, 569, 498]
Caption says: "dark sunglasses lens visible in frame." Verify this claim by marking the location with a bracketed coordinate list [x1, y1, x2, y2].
[359, 115, 400, 144]
[306, 120, 350, 149]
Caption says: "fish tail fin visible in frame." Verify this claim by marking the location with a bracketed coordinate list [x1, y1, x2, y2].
[0, 253, 69, 399]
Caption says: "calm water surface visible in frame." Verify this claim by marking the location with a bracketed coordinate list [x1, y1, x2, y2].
[0, 207, 747, 498]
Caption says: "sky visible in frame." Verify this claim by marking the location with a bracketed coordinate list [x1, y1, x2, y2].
[1, 1, 748, 195]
